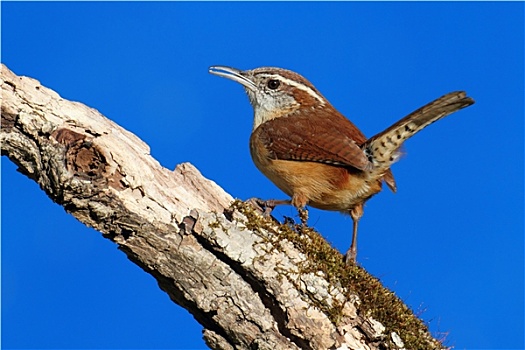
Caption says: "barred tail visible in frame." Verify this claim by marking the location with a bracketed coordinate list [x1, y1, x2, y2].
[365, 91, 474, 168]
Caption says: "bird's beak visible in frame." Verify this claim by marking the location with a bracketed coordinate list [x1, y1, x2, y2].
[209, 66, 257, 91]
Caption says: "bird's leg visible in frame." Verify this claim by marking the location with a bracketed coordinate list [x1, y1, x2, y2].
[246, 198, 291, 217]
[345, 204, 364, 264]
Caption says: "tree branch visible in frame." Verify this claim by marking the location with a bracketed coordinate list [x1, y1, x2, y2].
[1, 63, 443, 350]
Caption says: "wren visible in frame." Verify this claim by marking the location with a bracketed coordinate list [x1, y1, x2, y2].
[209, 65, 474, 264]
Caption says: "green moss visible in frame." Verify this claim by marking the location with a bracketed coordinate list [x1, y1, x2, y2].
[230, 199, 443, 350]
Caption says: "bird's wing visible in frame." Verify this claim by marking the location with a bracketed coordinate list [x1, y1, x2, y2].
[253, 111, 372, 171]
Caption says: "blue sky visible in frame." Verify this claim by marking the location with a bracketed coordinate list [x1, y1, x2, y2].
[1, 2, 523, 349]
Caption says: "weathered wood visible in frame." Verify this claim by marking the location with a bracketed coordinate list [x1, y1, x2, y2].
[1, 63, 443, 350]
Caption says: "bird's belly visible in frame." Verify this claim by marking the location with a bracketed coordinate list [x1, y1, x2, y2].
[254, 158, 382, 211]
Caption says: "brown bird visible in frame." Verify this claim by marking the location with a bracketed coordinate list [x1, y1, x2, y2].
[209, 65, 474, 264]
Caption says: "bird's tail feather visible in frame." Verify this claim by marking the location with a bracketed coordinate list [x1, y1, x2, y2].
[365, 91, 474, 168]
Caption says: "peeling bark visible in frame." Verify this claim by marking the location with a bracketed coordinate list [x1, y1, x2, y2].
[1, 64, 444, 350]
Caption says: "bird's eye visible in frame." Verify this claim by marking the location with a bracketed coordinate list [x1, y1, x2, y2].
[267, 79, 280, 90]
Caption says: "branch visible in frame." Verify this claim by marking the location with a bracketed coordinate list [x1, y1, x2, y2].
[1, 63, 443, 350]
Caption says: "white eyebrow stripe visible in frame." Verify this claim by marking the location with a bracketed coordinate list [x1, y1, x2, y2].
[265, 74, 326, 105]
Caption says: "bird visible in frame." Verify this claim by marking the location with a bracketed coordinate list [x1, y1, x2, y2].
[208, 65, 474, 264]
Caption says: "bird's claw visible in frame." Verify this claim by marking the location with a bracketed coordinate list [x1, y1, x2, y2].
[298, 207, 309, 226]
[246, 198, 276, 217]
[344, 249, 357, 265]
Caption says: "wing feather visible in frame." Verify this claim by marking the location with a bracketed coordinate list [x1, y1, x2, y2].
[254, 111, 371, 171]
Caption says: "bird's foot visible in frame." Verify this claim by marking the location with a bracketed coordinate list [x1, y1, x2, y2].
[344, 248, 357, 265]
[246, 198, 276, 217]
[298, 207, 309, 226]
